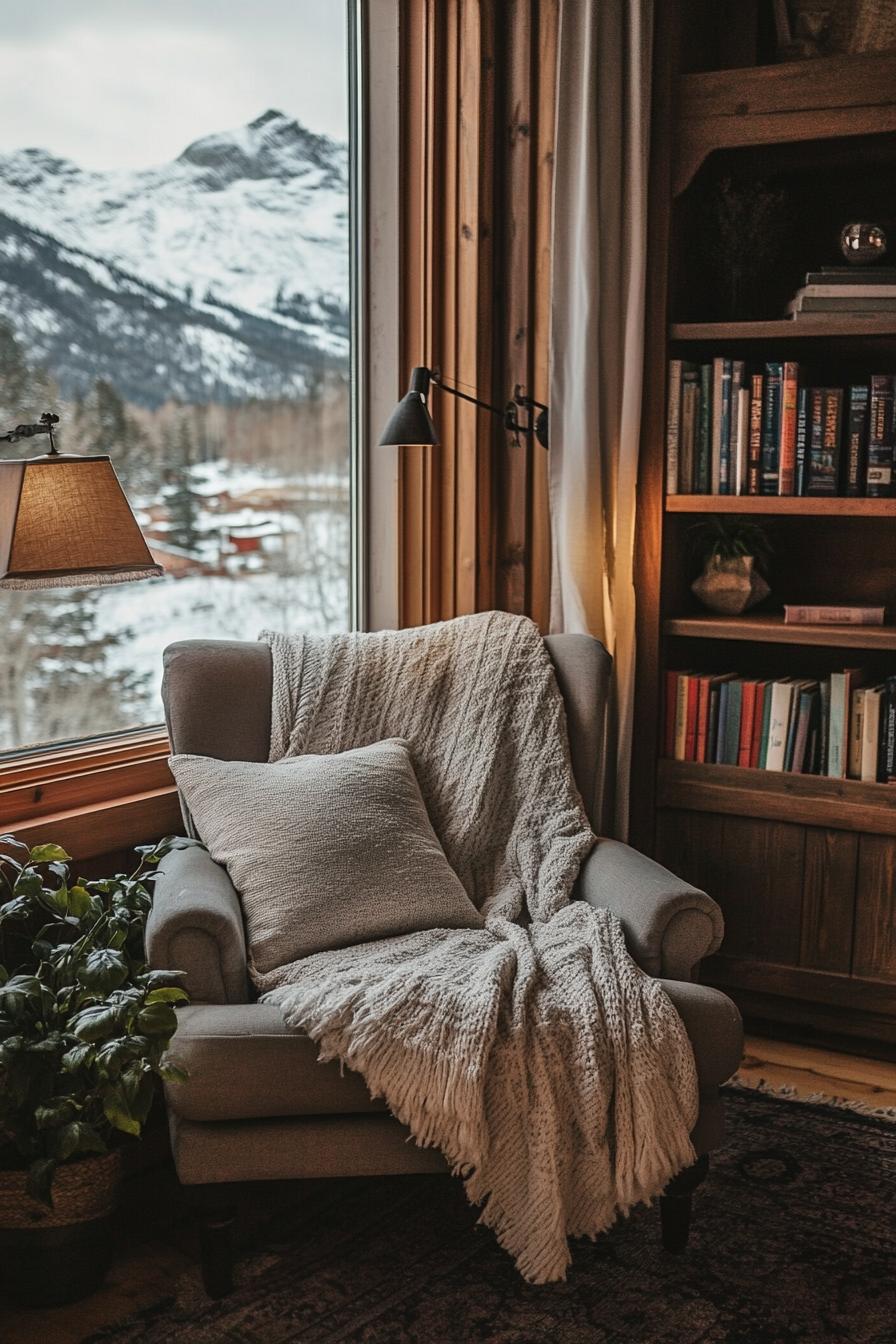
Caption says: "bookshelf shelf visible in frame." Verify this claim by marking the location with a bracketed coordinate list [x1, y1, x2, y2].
[674, 51, 896, 195]
[665, 495, 896, 516]
[663, 613, 896, 650]
[657, 759, 896, 836]
[670, 318, 896, 342]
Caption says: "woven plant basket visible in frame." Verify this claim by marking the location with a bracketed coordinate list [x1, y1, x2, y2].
[0, 1150, 121, 1229]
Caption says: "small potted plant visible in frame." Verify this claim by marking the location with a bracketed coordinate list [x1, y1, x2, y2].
[0, 835, 188, 1307]
[689, 517, 772, 615]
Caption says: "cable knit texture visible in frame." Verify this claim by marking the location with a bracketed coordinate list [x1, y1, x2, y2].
[258, 611, 698, 1283]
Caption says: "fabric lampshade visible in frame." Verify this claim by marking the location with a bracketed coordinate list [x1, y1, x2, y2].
[0, 453, 163, 589]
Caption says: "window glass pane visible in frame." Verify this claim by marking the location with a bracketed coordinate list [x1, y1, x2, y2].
[0, 0, 352, 753]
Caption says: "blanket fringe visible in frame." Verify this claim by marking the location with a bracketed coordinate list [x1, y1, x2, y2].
[726, 1074, 896, 1122]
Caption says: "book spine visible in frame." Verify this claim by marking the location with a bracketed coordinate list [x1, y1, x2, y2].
[866, 374, 895, 498]
[807, 387, 843, 495]
[758, 684, 774, 768]
[883, 675, 896, 784]
[695, 676, 710, 763]
[861, 689, 882, 782]
[673, 674, 689, 762]
[748, 373, 763, 495]
[723, 679, 742, 765]
[794, 386, 809, 496]
[716, 681, 730, 764]
[783, 604, 885, 626]
[735, 386, 750, 495]
[848, 688, 865, 780]
[685, 675, 700, 761]
[750, 683, 767, 768]
[845, 384, 869, 497]
[778, 361, 799, 495]
[711, 358, 724, 494]
[790, 690, 813, 774]
[761, 363, 782, 494]
[719, 360, 733, 494]
[765, 683, 792, 772]
[665, 360, 682, 495]
[697, 364, 712, 493]
[827, 672, 847, 778]
[738, 681, 756, 767]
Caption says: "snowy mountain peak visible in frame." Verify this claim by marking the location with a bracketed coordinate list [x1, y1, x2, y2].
[177, 109, 344, 186]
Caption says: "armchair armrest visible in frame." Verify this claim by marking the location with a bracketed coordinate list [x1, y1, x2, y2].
[577, 839, 723, 982]
[146, 843, 249, 1004]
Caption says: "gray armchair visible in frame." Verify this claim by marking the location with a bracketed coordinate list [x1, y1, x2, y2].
[147, 635, 742, 1296]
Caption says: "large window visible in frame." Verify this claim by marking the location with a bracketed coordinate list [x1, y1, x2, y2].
[0, 1, 354, 754]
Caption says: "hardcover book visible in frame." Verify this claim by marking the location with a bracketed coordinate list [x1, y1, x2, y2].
[807, 387, 842, 495]
[794, 386, 809, 496]
[665, 359, 683, 494]
[866, 374, 895, 498]
[778, 361, 799, 495]
[761, 363, 783, 494]
[845, 384, 870, 497]
[748, 373, 763, 496]
[697, 363, 712, 493]
[783, 605, 885, 626]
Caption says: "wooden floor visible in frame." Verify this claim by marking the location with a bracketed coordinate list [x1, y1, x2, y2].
[3, 1035, 895, 1344]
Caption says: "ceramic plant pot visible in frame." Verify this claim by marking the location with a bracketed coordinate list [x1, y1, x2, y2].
[691, 554, 770, 615]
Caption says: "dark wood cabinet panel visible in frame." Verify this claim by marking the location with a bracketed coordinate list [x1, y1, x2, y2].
[853, 836, 896, 984]
[799, 829, 857, 975]
[715, 817, 805, 966]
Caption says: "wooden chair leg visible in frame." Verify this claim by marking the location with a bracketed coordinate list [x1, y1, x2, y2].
[659, 1153, 709, 1254]
[194, 1189, 238, 1299]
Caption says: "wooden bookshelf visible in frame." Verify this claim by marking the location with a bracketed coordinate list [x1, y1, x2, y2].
[633, 8, 896, 1052]
[665, 495, 896, 515]
[663, 614, 896, 650]
[670, 318, 896, 341]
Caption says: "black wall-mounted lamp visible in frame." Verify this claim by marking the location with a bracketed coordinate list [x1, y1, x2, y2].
[379, 366, 549, 451]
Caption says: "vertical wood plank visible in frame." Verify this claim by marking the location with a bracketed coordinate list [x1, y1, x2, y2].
[799, 828, 857, 974]
[716, 816, 805, 965]
[529, 0, 558, 631]
[655, 808, 726, 899]
[853, 834, 896, 983]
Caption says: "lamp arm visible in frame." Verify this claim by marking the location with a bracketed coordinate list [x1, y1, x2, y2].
[430, 373, 507, 420]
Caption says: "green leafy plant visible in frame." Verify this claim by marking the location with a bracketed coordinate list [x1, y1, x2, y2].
[0, 835, 190, 1204]
[688, 517, 773, 578]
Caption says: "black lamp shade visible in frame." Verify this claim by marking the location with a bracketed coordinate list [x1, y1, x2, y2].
[379, 367, 439, 447]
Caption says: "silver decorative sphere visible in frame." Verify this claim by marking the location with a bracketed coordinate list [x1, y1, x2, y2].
[839, 222, 887, 265]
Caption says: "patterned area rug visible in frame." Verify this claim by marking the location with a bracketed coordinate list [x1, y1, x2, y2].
[85, 1089, 895, 1344]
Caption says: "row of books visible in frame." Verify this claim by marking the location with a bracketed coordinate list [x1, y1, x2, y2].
[786, 266, 896, 321]
[665, 362, 896, 497]
[665, 668, 896, 783]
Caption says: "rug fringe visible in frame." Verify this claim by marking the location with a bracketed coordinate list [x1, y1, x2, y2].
[726, 1074, 896, 1123]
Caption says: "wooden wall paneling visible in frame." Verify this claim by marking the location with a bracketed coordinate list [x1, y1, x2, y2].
[528, 0, 558, 631]
[455, 0, 496, 617]
[655, 807, 726, 898]
[398, 0, 558, 630]
[495, 0, 535, 617]
[853, 834, 896, 983]
[716, 817, 805, 965]
[799, 828, 857, 975]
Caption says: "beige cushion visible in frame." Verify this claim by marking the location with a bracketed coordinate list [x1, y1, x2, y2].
[168, 739, 483, 976]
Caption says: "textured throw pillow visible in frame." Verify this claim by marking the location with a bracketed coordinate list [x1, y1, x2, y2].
[168, 739, 483, 975]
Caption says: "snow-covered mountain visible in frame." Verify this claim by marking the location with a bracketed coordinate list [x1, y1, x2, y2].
[0, 111, 349, 406]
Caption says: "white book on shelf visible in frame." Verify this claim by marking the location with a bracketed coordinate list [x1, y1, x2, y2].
[848, 688, 866, 780]
[861, 686, 885, 783]
[665, 359, 682, 495]
[765, 680, 795, 772]
[734, 386, 750, 495]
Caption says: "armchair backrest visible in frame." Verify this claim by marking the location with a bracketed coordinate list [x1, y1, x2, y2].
[162, 632, 611, 830]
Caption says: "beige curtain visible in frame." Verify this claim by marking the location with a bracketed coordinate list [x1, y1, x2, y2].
[549, 0, 653, 840]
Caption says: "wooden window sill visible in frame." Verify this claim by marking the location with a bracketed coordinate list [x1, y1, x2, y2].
[0, 729, 183, 859]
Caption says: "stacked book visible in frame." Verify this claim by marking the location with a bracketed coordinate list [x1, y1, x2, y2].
[666, 361, 896, 497]
[665, 667, 896, 782]
[786, 267, 896, 319]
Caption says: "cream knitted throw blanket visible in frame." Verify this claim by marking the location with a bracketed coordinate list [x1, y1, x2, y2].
[257, 611, 698, 1283]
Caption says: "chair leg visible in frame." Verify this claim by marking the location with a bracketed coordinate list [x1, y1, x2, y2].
[659, 1153, 709, 1254]
[194, 1190, 237, 1299]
